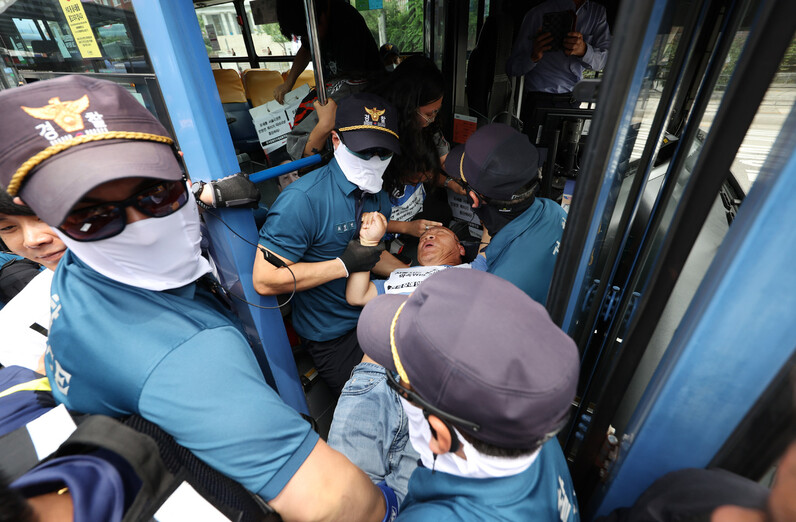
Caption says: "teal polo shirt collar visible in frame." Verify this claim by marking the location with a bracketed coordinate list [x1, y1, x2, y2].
[329, 158, 361, 197]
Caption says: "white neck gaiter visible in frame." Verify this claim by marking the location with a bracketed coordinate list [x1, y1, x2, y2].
[57, 197, 211, 291]
[334, 142, 391, 194]
[400, 397, 540, 479]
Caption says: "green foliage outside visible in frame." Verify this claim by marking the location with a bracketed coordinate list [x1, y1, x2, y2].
[356, 0, 424, 52]
[255, 22, 290, 45]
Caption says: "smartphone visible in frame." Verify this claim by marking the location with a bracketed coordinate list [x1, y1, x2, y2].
[541, 10, 577, 52]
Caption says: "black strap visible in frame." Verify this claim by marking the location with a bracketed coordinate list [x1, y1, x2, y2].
[47, 415, 178, 521]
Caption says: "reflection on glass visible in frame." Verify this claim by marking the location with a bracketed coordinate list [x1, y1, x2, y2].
[0, 0, 151, 75]
[566, 3, 684, 345]
[723, 37, 796, 194]
[611, 33, 796, 434]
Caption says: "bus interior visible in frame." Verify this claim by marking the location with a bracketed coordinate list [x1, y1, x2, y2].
[0, 0, 794, 517]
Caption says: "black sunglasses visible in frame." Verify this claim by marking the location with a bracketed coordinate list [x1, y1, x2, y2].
[337, 131, 394, 161]
[59, 180, 189, 242]
[385, 370, 480, 433]
[349, 147, 394, 161]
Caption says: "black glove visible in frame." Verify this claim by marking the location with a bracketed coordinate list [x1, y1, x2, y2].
[337, 240, 384, 276]
[209, 172, 261, 208]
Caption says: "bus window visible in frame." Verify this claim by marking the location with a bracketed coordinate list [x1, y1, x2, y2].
[245, 0, 300, 72]
[726, 37, 796, 194]
[196, 2, 246, 59]
[612, 32, 796, 433]
[0, 0, 152, 75]
[354, 0, 425, 53]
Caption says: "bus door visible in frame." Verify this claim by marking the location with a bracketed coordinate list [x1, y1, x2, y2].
[542, 0, 796, 516]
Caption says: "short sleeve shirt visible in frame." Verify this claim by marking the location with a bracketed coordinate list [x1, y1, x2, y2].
[45, 253, 318, 501]
[484, 198, 567, 304]
[259, 159, 391, 341]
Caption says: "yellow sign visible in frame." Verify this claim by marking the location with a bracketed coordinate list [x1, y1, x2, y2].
[58, 0, 102, 59]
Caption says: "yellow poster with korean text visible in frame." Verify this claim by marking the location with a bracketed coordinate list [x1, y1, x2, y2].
[58, 0, 102, 58]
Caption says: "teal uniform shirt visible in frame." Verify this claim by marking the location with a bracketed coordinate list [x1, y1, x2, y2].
[258, 158, 391, 341]
[484, 198, 567, 304]
[398, 440, 579, 521]
[44, 252, 318, 501]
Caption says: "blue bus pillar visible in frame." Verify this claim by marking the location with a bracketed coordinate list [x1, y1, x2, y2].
[130, 0, 309, 414]
[591, 111, 796, 517]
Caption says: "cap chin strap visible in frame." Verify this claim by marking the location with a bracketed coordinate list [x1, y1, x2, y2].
[389, 301, 410, 384]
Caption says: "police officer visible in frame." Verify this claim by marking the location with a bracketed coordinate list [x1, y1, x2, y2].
[446, 123, 568, 303]
[254, 92, 405, 393]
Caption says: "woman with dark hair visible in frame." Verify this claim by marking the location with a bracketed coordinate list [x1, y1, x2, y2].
[378, 55, 466, 242]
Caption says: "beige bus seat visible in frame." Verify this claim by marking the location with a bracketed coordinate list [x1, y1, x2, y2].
[212, 68, 247, 104]
[243, 69, 284, 107]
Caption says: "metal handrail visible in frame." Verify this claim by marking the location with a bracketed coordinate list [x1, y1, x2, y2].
[302, 0, 327, 105]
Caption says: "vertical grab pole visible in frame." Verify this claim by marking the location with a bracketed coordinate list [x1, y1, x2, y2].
[303, 0, 327, 105]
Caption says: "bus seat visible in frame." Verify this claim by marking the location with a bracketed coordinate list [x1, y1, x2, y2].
[294, 69, 316, 90]
[213, 69, 247, 104]
[212, 69, 261, 156]
[243, 69, 284, 107]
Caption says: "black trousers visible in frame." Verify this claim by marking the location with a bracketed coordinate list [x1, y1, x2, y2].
[303, 328, 363, 394]
[519, 91, 578, 144]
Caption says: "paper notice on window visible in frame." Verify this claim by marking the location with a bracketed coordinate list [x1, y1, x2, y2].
[0, 269, 52, 371]
[155, 482, 231, 522]
[59, 0, 102, 58]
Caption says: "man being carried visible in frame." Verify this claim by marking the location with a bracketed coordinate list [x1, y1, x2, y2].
[346, 211, 475, 306]
[446, 122, 568, 304]
[254, 93, 407, 394]
[328, 212, 479, 503]
[358, 268, 581, 520]
[0, 75, 396, 521]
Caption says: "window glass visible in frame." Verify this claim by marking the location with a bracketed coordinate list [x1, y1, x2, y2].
[196, 2, 246, 59]
[0, 0, 152, 75]
[355, 0, 424, 53]
[244, 0, 299, 72]
[701, 36, 796, 194]
[467, 0, 478, 52]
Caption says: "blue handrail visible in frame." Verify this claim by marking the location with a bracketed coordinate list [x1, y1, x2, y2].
[249, 154, 323, 183]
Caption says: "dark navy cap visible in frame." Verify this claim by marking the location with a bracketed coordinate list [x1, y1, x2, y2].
[0, 75, 180, 226]
[445, 123, 539, 200]
[358, 269, 579, 448]
[380, 43, 401, 60]
[335, 92, 401, 155]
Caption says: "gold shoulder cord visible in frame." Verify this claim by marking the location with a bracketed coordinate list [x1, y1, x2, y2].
[7, 132, 174, 196]
[336, 125, 399, 141]
[389, 301, 410, 384]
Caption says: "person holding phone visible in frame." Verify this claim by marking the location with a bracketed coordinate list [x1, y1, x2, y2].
[506, 0, 612, 131]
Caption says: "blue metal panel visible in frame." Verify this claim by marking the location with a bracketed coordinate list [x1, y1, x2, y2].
[592, 108, 796, 517]
[560, 0, 670, 333]
[131, 0, 308, 414]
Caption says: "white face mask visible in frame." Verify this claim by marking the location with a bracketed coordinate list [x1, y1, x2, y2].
[57, 197, 211, 291]
[400, 397, 539, 479]
[334, 142, 392, 194]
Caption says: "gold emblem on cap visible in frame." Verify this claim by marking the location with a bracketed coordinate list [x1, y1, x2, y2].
[364, 107, 386, 121]
[21, 95, 90, 133]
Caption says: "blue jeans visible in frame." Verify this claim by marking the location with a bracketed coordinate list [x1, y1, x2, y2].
[327, 362, 419, 504]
